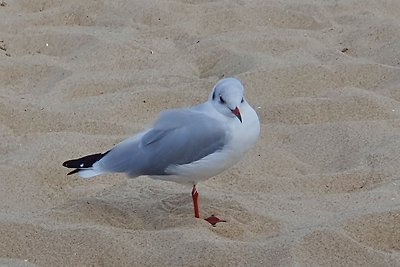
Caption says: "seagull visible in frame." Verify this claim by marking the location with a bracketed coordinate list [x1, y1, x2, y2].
[63, 77, 260, 226]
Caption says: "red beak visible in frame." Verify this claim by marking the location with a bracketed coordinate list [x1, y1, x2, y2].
[231, 107, 242, 123]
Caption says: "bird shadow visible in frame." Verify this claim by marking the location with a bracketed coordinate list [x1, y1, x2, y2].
[43, 185, 280, 241]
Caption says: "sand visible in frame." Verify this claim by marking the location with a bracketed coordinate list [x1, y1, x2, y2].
[1, 0, 400, 266]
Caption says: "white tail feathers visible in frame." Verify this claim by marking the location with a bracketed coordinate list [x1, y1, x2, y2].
[78, 168, 105, 179]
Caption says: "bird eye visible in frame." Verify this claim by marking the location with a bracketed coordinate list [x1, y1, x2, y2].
[219, 96, 225, 104]
[241, 98, 244, 103]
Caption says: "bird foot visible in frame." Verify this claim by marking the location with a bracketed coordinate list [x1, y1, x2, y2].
[204, 215, 226, 227]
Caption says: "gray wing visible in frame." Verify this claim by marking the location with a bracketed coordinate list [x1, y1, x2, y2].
[97, 109, 228, 177]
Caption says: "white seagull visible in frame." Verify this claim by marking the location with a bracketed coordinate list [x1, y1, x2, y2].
[63, 77, 260, 226]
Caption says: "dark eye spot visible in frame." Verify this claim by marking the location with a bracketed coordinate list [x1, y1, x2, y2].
[241, 98, 244, 103]
[219, 96, 225, 103]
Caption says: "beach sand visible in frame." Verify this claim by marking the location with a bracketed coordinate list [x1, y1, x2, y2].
[1, 0, 400, 266]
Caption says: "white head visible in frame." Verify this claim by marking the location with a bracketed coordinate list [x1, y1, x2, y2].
[209, 77, 245, 123]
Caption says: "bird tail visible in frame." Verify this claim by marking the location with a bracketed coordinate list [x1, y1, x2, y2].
[62, 151, 109, 179]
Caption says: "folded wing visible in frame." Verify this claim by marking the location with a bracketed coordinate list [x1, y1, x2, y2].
[95, 109, 228, 177]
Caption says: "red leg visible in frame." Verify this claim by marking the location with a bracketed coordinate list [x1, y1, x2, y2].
[191, 185, 226, 226]
[192, 185, 199, 218]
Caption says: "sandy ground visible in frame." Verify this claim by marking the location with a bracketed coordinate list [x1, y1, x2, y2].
[1, 0, 400, 266]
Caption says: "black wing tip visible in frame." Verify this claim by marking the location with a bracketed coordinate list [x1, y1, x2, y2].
[62, 151, 109, 169]
[63, 151, 110, 175]
[67, 169, 80, 175]
[63, 160, 73, 168]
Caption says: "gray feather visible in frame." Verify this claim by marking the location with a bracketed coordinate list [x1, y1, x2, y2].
[97, 109, 227, 177]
